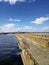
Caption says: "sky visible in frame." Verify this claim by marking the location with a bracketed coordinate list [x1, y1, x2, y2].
[0, 0, 49, 32]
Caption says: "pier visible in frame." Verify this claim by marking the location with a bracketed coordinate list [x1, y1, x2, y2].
[16, 33, 49, 65]
[0, 32, 49, 65]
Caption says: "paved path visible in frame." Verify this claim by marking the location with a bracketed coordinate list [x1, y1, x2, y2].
[16, 34, 49, 65]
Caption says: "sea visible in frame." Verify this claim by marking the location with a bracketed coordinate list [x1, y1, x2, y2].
[0, 34, 23, 65]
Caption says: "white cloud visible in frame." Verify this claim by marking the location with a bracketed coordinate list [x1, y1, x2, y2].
[31, 17, 49, 24]
[0, 0, 36, 5]
[9, 18, 13, 21]
[18, 26, 35, 32]
[29, 0, 35, 3]
[0, 0, 2, 2]
[0, 23, 49, 32]
[0, 23, 18, 32]
[22, 26, 32, 30]
[17, 25, 49, 32]
[40, 26, 49, 32]
[4, 0, 17, 5]
[9, 18, 21, 22]
[0, 0, 26, 5]
[3, 23, 15, 28]
[0, 24, 33, 32]
[19, 25, 49, 32]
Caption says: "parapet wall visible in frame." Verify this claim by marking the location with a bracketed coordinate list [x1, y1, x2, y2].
[16, 33, 49, 65]
[16, 34, 39, 65]
[19, 33, 49, 48]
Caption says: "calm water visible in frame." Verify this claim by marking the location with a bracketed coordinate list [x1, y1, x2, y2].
[0, 34, 23, 65]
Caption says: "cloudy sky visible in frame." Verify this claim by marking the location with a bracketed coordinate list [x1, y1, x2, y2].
[0, 0, 49, 32]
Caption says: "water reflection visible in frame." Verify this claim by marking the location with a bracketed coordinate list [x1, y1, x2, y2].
[0, 34, 23, 65]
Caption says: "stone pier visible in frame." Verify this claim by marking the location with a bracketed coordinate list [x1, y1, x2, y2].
[16, 33, 49, 65]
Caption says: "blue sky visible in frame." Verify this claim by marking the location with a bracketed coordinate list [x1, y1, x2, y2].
[0, 0, 49, 32]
